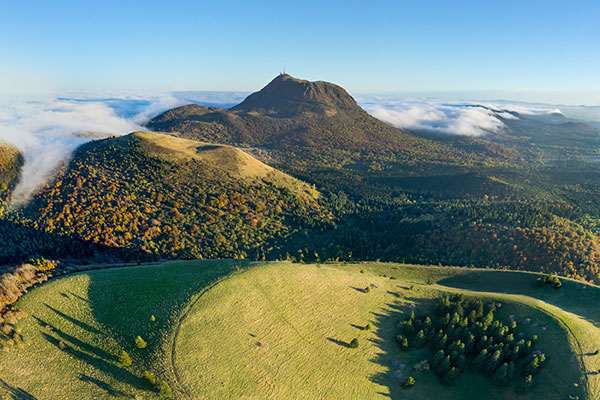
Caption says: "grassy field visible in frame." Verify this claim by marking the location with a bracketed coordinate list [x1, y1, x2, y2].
[1, 260, 600, 399]
[175, 262, 599, 399]
[0, 260, 247, 399]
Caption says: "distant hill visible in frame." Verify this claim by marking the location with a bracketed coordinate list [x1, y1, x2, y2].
[22, 131, 330, 260]
[0, 143, 22, 205]
[148, 74, 524, 169]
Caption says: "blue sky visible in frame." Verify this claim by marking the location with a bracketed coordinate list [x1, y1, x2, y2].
[1, 0, 599, 104]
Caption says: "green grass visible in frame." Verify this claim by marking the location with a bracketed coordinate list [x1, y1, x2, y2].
[0, 260, 246, 399]
[2, 260, 600, 399]
[175, 262, 595, 399]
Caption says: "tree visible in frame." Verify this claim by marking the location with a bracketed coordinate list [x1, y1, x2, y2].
[143, 371, 157, 387]
[135, 335, 148, 349]
[484, 350, 502, 376]
[553, 279, 562, 289]
[118, 350, 132, 367]
[402, 376, 415, 388]
[430, 349, 445, 370]
[441, 367, 457, 385]
[349, 338, 359, 348]
[515, 374, 533, 393]
[492, 362, 513, 386]
[525, 354, 545, 375]
[400, 337, 409, 350]
[157, 381, 172, 398]
[364, 323, 372, 331]
[472, 349, 488, 371]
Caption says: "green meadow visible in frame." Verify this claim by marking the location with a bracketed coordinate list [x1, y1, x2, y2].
[1, 260, 600, 399]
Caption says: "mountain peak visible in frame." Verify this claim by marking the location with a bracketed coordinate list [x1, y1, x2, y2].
[231, 74, 360, 117]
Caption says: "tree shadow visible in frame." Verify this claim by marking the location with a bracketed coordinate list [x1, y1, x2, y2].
[350, 286, 369, 293]
[83, 259, 250, 391]
[40, 331, 144, 391]
[33, 315, 114, 361]
[350, 323, 365, 331]
[367, 296, 435, 399]
[0, 378, 37, 400]
[78, 374, 131, 398]
[44, 304, 105, 335]
[60, 291, 90, 304]
[327, 337, 350, 348]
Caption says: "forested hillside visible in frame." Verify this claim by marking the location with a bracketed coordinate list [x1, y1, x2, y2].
[0, 143, 22, 206]
[19, 132, 331, 261]
[1, 76, 600, 283]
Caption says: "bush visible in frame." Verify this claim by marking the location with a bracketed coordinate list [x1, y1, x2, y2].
[553, 280, 562, 289]
[143, 371, 157, 387]
[402, 376, 415, 388]
[135, 335, 147, 349]
[118, 350, 132, 367]
[349, 338, 359, 348]
[364, 286, 370, 293]
[157, 381, 172, 398]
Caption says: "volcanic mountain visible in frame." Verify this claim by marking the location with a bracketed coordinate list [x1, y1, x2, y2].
[148, 75, 444, 157]
[147, 74, 524, 173]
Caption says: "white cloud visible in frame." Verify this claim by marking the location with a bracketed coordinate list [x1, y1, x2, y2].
[0, 92, 246, 205]
[356, 96, 566, 137]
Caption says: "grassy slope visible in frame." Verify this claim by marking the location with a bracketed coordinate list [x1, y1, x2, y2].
[2, 261, 599, 399]
[0, 260, 245, 399]
[175, 262, 596, 399]
[131, 131, 318, 199]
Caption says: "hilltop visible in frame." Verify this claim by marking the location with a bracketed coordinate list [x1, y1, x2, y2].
[147, 75, 522, 169]
[17, 131, 329, 262]
[232, 74, 360, 117]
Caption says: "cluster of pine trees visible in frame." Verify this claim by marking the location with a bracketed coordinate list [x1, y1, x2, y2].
[397, 295, 544, 391]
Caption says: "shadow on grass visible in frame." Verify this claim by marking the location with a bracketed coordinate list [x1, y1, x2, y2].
[367, 295, 435, 399]
[350, 286, 369, 293]
[40, 331, 145, 391]
[79, 374, 131, 398]
[350, 323, 365, 330]
[0, 378, 37, 400]
[437, 270, 600, 329]
[44, 304, 105, 335]
[33, 315, 114, 361]
[327, 337, 350, 348]
[81, 258, 251, 387]
[60, 291, 91, 304]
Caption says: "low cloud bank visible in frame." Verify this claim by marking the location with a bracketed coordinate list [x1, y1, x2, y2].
[0, 92, 249, 205]
[357, 96, 565, 137]
[0, 90, 594, 205]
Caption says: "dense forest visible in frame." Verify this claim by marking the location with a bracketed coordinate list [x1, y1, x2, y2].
[2, 75, 600, 284]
